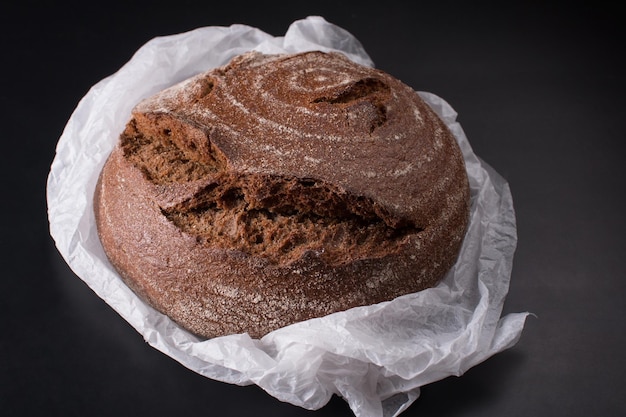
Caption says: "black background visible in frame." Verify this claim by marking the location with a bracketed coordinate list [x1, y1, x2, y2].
[2, 1, 625, 416]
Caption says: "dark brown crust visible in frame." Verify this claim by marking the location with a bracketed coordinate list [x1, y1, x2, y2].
[94, 51, 470, 339]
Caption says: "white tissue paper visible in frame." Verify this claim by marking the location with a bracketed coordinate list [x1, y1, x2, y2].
[47, 15, 529, 417]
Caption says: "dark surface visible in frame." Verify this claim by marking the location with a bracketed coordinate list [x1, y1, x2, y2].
[2, 1, 624, 416]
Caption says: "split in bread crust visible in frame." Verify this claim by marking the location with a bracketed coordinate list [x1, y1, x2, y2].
[122, 116, 422, 266]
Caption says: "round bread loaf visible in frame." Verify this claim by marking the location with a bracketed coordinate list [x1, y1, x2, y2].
[94, 51, 470, 339]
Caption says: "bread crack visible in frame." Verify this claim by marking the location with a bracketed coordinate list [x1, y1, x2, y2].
[312, 77, 389, 104]
[120, 114, 225, 183]
[312, 77, 389, 134]
[161, 174, 422, 265]
[122, 107, 420, 266]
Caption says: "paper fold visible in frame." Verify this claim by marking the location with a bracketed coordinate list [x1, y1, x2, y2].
[47, 16, 528, 417]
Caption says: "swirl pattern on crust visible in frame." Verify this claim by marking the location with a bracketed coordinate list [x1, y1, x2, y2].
[94, 51, 470, 338]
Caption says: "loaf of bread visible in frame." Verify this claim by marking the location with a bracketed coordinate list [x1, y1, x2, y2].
[94, 51, 470, 339]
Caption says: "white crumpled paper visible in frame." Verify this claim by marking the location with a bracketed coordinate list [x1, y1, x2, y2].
[47, 16, 529, 417]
